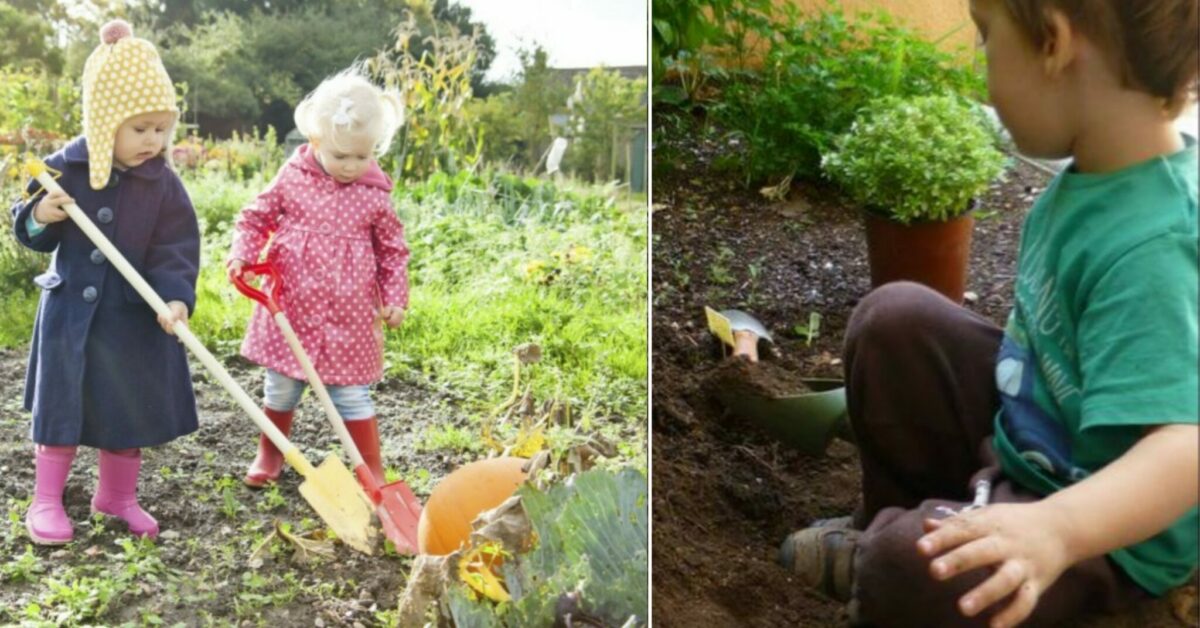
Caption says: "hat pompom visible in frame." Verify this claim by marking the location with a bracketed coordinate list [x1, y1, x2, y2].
[100, 19, 133, 44]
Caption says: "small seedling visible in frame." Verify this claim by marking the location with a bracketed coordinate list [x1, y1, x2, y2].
[793, 312, 822, 346]
[257, 485, 287, 512]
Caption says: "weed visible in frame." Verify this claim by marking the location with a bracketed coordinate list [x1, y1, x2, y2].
[418, 424, 481, 453]
[1, 545, 42, 583]
[257, 485, 287, 512]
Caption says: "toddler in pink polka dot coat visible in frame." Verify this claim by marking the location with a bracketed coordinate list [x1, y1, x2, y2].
[226, 68, 408, 488]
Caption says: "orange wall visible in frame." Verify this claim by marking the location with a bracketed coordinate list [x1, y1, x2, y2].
[725, 0, 978, 66]
[785, 0, 975, 52]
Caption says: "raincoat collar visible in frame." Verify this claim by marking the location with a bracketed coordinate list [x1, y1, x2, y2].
[294, 143, 393, 192]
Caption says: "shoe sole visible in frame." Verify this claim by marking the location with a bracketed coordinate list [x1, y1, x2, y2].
[90, 506, 159, 539]
[243, 473, 281, 488]
[26, 521, 71, 546]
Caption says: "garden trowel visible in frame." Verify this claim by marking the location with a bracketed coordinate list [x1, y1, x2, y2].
[704, 307, 773, 362]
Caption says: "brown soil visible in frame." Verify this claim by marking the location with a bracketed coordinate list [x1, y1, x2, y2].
[709, 357, 812, 399]
[0, 345, 475, 625]
[650, 109, 1197, 627]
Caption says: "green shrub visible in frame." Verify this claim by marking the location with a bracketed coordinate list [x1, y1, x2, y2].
[712, 2, 985, 185]
[821, 94, 1007, 224]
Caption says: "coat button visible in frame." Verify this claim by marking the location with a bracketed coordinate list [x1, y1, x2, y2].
[89, 249, 106, 264]
[97, 207, 114, 224]
[82, 286, 98, 303]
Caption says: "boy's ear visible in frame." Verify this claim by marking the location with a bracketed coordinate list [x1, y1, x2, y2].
[1041, 8, 1077, 77]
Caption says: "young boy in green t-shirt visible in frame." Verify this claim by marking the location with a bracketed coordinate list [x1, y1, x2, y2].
[779, 1, 1198, 626]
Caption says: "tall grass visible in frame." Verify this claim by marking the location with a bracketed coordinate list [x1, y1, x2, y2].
[0, 169, 647, 420]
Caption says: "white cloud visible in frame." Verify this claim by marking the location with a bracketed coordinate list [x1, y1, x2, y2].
[455, 0, 647, 83]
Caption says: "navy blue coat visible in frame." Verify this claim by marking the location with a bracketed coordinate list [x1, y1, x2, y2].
[12, 137, 200, 448]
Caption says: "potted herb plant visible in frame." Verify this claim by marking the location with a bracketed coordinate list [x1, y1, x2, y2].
[822, 94, 1007, 302]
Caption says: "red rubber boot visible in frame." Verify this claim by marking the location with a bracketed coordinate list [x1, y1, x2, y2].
[244, 408, 294, 487]
[344, 417, 386, 483]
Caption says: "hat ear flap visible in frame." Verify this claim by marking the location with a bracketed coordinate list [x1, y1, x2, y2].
[88, 122, 117, 190]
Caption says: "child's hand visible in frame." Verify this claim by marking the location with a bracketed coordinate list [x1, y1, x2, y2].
[227, 260, 257, 284]
[157, 300, 189, 336]
[917, 502, 1074, 628]
[380, 306, 405, 328]
[33, 189, 73, 224]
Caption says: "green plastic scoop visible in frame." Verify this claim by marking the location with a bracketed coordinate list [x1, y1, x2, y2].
[716, 378, 852, 456]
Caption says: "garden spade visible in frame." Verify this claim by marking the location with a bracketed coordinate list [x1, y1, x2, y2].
[233, 262, 423, 554]
[24, 158, 378, 554]
[705, 307, 773, 361]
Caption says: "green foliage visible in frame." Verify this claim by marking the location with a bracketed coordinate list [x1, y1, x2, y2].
[651, 0, 771, 105]
[0, 3, 64, 74]
[561, 68, 647, 183]
[369, 8, 482, 181]
[158, 7, 395, 132]
[418, 424, 481, 453]
[712, 2, 986, 184]
[448, 467, 648, 626]
[391, 171, 647, 417]
[172, 127, 284, 182]
[822, 95, 1007, 224]
[465, 47, 569, 172]
[0, 68, 80, 163]
[466, 91, 525, 169]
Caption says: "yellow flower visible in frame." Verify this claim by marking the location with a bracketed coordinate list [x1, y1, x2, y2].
[523, 259, 548, 277]
[567, 245, 592, 263]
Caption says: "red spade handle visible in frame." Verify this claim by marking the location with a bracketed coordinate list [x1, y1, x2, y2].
[231, 261, 283, 315]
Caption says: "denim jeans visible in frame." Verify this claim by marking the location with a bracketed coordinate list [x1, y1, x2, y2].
[263, 369, 374, 420]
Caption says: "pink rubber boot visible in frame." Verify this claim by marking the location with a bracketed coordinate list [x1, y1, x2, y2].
[26, 444, 78, 545]
[91, 448, 159, 538]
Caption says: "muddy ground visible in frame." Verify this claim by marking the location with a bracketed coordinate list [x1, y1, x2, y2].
[650, 111, 1198, 627]
[0, 343, 475, 625]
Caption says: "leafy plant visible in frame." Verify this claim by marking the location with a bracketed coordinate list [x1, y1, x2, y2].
[793, 311, 821, 346]
[712, 2, 985, 185]
[447, 467, 648, 626]
[368, 7, 483, 180]
[822, 94, 1007, 224]
[652, 0, 771, 105]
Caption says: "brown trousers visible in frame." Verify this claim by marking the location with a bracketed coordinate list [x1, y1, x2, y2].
[844, 282, 1146, 627]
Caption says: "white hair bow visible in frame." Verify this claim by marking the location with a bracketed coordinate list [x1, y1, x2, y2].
[331, 97, 354, 126]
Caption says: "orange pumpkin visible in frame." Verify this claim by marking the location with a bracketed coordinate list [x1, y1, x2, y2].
[417, 456, 529, 555]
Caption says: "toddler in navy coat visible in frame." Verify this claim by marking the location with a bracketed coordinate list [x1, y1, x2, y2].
[11, 20, 199, 544]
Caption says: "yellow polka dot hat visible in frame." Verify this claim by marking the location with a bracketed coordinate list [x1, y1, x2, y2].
[81, 19, 178, 190]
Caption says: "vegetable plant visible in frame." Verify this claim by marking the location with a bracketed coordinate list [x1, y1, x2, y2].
[821, 94, 1007, 224]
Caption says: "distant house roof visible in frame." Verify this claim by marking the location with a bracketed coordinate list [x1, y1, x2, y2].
[550, 66, 647, 84]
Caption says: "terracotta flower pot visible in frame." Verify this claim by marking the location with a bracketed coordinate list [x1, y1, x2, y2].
[863, 210, 974, 303]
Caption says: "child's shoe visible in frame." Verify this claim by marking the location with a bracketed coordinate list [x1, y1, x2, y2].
[26, 445, 78, 545]
[778, 524, 860, 602]
[91, 448, 158, 538]
[344, 417, 386, 483]
[244, 408, 294, 487]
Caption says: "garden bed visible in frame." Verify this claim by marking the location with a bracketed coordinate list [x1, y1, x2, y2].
[650, 110, 1197, 627]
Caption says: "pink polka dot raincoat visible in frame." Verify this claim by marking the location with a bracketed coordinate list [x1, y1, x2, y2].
[228, 144, 409, 385]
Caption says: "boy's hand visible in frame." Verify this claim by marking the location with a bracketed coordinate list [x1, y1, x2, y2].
[227, 260, 257, 284]
[917, 502, 1074, 628]
[157, 300, 189, 336]
[33, 189, 73, 224]
[380, 306, 405, 328]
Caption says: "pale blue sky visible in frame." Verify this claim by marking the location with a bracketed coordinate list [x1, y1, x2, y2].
[456, 0, 647, 83]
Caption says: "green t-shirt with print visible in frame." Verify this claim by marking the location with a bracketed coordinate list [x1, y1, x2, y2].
[993, 135, 1198, 596]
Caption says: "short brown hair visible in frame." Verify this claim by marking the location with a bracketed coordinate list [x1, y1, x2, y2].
[1001, 0, 1198, 115]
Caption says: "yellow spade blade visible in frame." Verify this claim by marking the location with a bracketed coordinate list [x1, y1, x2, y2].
[287, 451, 379, 555]
[705, 306, 735, 348]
